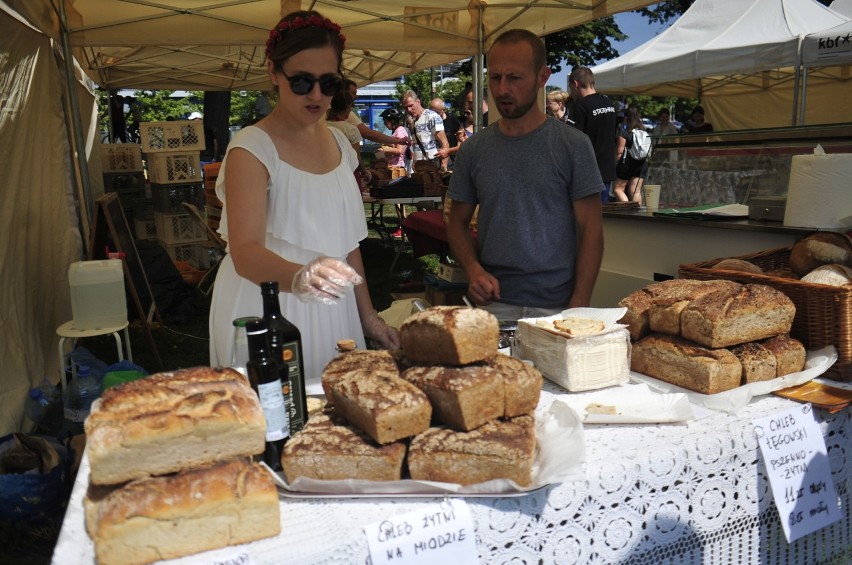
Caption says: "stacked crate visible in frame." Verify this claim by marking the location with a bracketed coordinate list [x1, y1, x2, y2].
[140, 121, 208, 268]
[101, 144, 148, 228]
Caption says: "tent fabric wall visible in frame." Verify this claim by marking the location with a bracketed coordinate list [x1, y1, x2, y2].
[0, 8, 87, 435]
[591, 0, 851, 129]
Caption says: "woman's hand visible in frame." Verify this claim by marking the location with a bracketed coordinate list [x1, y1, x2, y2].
[292, 257, 362, 304]
[362, 310, 400, 350]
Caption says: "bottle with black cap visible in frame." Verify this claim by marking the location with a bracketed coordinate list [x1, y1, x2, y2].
[244, 316, 289, 470]
[260, 281, 308, 434]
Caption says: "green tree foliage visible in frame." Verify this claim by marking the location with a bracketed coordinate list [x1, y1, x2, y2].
[544, 17, 626, 72]
[393, 70, 473, 112]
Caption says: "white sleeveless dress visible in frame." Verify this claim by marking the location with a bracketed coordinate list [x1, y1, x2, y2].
[208, 126, 368, 393]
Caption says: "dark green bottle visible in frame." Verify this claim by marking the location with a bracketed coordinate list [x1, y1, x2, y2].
[260, 281, 308, 434]
[245, 317, 288, 471]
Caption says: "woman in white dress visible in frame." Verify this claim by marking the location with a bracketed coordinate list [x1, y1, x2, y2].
[209, 10, 398, 392]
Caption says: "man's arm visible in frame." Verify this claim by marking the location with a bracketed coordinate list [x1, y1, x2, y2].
[567, 193, 604, 308]
[446, 200, 500, 305]
[357, 123, 409, 146]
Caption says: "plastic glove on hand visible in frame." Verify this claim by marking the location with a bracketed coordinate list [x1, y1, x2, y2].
[362, 311, 400, 350]
[292, 257, 363, 304]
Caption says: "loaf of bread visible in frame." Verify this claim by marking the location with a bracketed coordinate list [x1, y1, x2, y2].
[321, 349, 399, 399]
[760, 334, 807, 377]
[631, 334, 742, 394]
[618, 279, 738, 340]
[730, 342, 777, 384]
[327, 369, 431, 444]
[281, 412, 406, 482]
[713, 258, 763, 274]
[399, 306, 499, 365]
[86, 367, 266, 485]
[486, 353, 543, 417]
[400, 364, 504, 431]
[408, 415, 536, 486]
[789, 232, 852, 276]
[84, 458, 279, 565]
[680, 284, 795, 348]
[647, 280, 741, 337]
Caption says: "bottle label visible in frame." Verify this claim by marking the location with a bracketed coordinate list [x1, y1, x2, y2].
[281, 340, 307, 433]
[258, 380, 289, 441]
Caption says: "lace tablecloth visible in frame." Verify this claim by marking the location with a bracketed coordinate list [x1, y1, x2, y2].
[53, 384, 851, 564]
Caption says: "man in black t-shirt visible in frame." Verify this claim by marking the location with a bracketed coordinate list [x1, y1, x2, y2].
[568, 67, 617, 203]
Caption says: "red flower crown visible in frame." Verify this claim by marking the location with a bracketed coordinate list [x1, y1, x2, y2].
[265, 15, 346, 58]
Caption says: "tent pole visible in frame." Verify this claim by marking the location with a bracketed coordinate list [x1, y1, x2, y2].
[474, 4, 484, 132]
[791, 64, 801, 127]
[799, 68, 809, 126]
[59, 0, 95, 244]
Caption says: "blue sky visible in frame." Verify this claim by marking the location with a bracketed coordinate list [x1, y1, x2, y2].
[546, 11, 672, 89]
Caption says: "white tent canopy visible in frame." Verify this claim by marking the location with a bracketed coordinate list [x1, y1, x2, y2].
[7, 0, 658, 90]
[803, 18, 852, 66]
[831, 0, 852, 16]
[590, 0, 851, 130]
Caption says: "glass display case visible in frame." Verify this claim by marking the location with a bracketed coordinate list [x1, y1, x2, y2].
[646, 124, 852, 208]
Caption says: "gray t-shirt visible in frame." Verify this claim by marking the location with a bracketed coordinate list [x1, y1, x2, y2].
[447, 118, 603, 308]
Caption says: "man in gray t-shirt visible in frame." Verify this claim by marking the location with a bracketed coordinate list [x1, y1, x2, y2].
[446, 29, 604, 318]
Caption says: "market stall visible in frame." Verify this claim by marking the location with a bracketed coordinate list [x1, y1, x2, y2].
[54, 381, 850, 564]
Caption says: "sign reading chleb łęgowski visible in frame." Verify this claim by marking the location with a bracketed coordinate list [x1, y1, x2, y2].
[752, 403, 842, 543]
[365, 498, 478, 564]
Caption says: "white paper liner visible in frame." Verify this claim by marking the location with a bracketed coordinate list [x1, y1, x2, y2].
[515, 307, 631, 392]
[271, 392, 584, 496]
[630, 346, 838, 415]
[558, 383, 694, 424]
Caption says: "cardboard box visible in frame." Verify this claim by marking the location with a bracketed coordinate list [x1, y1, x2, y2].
[436, 262, 467, 284]
[425, 283, 468, 306]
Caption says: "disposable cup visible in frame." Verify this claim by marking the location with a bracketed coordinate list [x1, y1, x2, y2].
[643, 184, 661, 210]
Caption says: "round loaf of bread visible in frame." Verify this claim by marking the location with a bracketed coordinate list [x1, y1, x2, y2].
[713, 258, 763, 274]
[800, 264, 852, 287]
[789, 232, 852, 276]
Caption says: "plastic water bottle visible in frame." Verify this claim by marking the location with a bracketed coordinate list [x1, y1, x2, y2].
[26, 388, 52, 425]
[63, 365, 100, 435]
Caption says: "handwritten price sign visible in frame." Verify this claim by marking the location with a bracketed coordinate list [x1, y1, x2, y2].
[753, 403, 842, 542]
[364, 499, 479, 565]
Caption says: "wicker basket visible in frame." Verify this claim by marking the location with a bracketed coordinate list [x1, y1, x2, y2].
[679, 247, 852, 381]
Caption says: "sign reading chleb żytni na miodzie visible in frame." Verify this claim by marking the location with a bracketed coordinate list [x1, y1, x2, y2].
[365, 498, 478, 564]
[753, 403, 842, 542]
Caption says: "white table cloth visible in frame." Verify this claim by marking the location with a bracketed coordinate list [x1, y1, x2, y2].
[53, 383, 850, 564]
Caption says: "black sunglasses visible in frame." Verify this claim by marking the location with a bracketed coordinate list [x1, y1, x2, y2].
[281, 71, 342, 96]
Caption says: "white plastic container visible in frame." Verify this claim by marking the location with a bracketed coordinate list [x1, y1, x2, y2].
[68, 260, 127, 330]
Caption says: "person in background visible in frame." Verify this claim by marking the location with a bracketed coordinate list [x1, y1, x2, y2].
[189, 111, 218, 161]
[431, 98, 460, 170]
[684, 105, 714, 133]
[464, 86, 489, 128]
[255, 91, 272, 120]
[446, 29, 604, 320]
[568, 66, 617, 203]
[613, 107, 648, 203]
[546, 89, 571, 124]
[378, 107, 409, 169]
[401, 89, 448, 170]
[326, 90, 369, 193]
[208, 10, 398, 388]
[652, 108, 680, 136]
[108, 93, 127, 142]
[457, 106, 476, 143]
[343, 79, 410, 148]
[126, 96, 142, 142]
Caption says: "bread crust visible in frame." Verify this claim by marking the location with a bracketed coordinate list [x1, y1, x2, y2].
[730, 342, 777, 384]
[408, 415, 536, 486]
[631, 334, 742, 394]
[759, 334, 807, 377]
[619, 279, 739, 340]
[680, 284, 795, 348]
[400, 306, 499, 365]
[84, 458, 279, 565]
[86, 367, 266, 485]
[486, 354, 543, 417]
[321, 349, 399, 399]
[401, 364, 504, 431]
[327, 369, 431, 444]
[281, 412, 406, 482]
